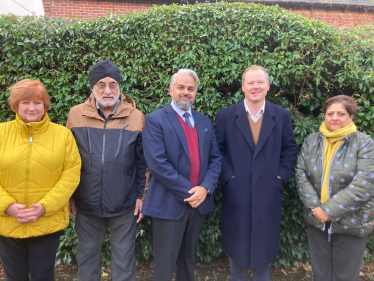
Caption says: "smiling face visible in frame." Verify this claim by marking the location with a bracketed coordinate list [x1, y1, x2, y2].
[169, 74, 197, 111]
[93, 77, 120, 109]
[242, 69, 270, 105]
[323, 102, 353, 131]
[18, 98, 45, 123]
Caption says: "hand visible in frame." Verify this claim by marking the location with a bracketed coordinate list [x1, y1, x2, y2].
[16, 203, 46, 223]
[312, 207, 331, 223]
[184, 186, 209, 208]
[5, 203, 26, 218]
[134, 199, 144, 223]
[68, 198, 76, 217]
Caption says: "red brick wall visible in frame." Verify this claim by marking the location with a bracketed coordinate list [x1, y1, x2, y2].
[42, 0, 374, 27]
[285, 6, 374, 27]
[42, 0, 162, 19]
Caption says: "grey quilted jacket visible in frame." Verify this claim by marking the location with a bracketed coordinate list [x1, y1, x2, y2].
[295, 131, 374, 237]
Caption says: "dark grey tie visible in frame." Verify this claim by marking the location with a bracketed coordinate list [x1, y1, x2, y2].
[183, 112, 193, 129]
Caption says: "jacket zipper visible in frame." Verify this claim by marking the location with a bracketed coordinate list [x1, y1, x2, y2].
[100, 122, 107, 216]
[87, 126, 92, 165]
[24, 134, 33, 238]
[115, 126, 128, 158]
[115, 129, 123, 158]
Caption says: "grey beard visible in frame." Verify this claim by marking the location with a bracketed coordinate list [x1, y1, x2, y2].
[175, 99, 194, 110]
[174, 96, 194, 110]
[93, 89, 119, 108]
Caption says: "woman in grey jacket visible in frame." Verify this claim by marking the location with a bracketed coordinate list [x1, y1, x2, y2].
[296, 95, 374, 281]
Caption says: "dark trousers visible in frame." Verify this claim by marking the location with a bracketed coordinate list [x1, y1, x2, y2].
[0, 231, 61, 281]
[229, 257, 271, 281]
[152, 205, 206, 281]
[308, 224, 367, 281]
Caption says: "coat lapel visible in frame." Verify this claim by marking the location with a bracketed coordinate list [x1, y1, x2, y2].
[192, 110, 205, 164]
[254, 101, 275, 158]
[165, 104, 190, 160]
[235, 101, 255, 153]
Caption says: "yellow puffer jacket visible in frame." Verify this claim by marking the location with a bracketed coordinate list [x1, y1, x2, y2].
[0, 114, 81, 238]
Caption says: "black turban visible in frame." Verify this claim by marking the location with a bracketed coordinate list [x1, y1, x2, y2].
[88, 59, 121, 88]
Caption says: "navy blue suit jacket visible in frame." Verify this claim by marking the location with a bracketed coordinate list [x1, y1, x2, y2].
[141, 104, 221, 220]
[215, 100, 297, 268]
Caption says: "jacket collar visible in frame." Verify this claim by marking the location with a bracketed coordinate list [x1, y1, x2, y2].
[15, 113, 50, 139]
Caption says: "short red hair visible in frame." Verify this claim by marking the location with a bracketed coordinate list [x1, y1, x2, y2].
[8, 79, 50, 113]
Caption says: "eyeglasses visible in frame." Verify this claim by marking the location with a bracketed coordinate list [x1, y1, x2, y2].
[96, 82, 119, 90]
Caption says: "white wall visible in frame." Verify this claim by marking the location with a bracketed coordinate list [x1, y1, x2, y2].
[1, 0, 44, 16]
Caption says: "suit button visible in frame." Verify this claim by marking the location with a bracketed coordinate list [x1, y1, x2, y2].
[188, 163, 191, 166]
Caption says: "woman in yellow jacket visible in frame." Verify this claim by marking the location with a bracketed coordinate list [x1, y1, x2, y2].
[0, 79, 81, 281]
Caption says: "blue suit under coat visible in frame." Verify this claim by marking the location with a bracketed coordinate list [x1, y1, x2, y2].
[141, 103, 222, 220]
[214, 100, 297, 268]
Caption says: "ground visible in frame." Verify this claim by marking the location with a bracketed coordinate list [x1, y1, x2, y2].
[1, 256, 374, 281]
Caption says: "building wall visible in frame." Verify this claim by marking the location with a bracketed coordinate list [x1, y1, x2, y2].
[42, 0, 374, 27]
[42, 0, 161, 18]
[284, 6, 374, 27]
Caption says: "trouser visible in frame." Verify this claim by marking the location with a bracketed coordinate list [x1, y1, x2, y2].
[0, 231, 61, 281]
[229, 257, 271, 281]
[75, 211, 137, 281]
[152, 205, 206, 281]
[308, 224, 367, 281]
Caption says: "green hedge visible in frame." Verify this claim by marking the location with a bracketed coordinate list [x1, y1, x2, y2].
[1, 2, 374, 267]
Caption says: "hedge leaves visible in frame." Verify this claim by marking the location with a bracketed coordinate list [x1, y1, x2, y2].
[1, 2, 373, 266]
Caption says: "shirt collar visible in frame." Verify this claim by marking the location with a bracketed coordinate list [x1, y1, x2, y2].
[96, 98, 120, 116]
[170, 101, 193, 118]
[244, 99, 266, 116]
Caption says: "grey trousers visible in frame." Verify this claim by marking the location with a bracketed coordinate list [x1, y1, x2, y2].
[152, 205, 206, 281]
[75, 211, 137, 281]
[308, 224, 367, 281]
[229, 257, 271, 281]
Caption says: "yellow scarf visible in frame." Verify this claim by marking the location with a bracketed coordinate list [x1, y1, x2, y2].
[319, 121, 356, 202]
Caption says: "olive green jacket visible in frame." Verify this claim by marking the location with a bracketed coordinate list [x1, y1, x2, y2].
[295, 131, 374, 237]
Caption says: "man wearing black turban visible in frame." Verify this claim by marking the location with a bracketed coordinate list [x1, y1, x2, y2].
[66, 59, 148, 281]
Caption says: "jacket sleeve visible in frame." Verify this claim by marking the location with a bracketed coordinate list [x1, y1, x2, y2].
[135, 128, 147, 200]
[295, 137, 322, 210]
[321, 135, 374, 220]
[38, 130, 82, 216]
[278, 111, 298, 184]
[0, 185, 17, 216]
[142, 114, 194, 200]
[214, 110, 234, 185]
[198, 119, 221, 194]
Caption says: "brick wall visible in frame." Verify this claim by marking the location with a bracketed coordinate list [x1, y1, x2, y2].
[42, 0, 163, 19]
[284, 6, 374, 27]
[42, 0, 374, 27]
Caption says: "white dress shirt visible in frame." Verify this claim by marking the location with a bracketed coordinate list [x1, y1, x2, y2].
[244, 100, 266, 123]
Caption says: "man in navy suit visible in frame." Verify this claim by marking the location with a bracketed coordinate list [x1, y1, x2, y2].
[141, 69, 221, 281]
[214, 66, 297, 281]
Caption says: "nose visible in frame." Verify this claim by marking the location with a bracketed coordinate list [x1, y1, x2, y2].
[332, 113, 339, 120]
[104, 85, 112, 94]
